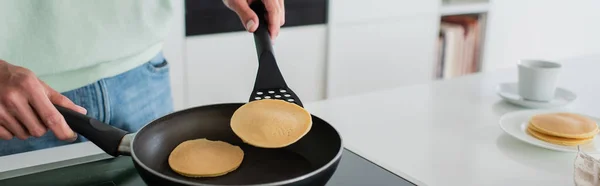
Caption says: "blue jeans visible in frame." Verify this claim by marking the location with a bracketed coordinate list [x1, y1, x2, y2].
[0, 52, 174, 156]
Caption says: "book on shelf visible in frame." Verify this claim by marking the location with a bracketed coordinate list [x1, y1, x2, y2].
[436, 14, 484, 79]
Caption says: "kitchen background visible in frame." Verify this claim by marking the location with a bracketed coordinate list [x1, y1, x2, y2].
[163, 0, 600, 111]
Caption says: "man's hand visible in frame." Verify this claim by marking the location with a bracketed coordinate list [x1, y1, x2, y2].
[0, 60, 86, 141]
[224, 0, 285, 41]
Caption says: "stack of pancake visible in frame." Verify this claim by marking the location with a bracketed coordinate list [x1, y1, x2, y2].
[527, 113, 599, 146]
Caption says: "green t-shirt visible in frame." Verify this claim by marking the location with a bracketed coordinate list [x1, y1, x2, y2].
[0, 0, 174, 92]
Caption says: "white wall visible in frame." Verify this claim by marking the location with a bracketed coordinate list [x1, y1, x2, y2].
[482, 0, 600, 71]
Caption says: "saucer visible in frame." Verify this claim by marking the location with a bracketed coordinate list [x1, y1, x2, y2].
[496, 82, 576, 109]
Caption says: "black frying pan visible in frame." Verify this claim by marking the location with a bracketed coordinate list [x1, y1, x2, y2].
[54, 2, 343, 186]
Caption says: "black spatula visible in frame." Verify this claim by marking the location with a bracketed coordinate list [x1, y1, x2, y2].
[248, 1, 303, 107]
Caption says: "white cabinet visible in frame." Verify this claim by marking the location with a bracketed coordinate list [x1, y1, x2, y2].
[184, 31, 255, 107]
[326, 0, 441, 98]
[272, 25, 328, 103]
[162, 0, 186, 111]
[329, 0, 439, 23]
[184, 25, 327, 107]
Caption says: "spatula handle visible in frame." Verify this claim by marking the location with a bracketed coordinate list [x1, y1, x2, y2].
[249, 1, 289, 92]
[250, 1, 273, 60]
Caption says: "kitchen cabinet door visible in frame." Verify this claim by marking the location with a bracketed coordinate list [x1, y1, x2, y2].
[162, 0, 186, 111]
[185, 25, 327, 107]
[326, 16, 440, 98]
[329, 0, 439, 24]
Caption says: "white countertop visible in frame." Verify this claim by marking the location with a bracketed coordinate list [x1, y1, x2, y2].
[305, 54, 600, 186]
[1, 54, 600, 185]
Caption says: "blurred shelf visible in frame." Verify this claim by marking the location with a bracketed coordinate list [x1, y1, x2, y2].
[440, 2, 489, 16]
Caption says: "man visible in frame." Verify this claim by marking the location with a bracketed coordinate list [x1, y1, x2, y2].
[0, 0, 285, 156]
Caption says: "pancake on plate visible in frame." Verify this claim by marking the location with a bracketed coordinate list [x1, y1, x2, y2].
[526, 112, 599, 146]
[168, 138, 244, 177]
[526, 127, 594, 146]
[530, 113, 599, 139]
[230, 99, 312, 148]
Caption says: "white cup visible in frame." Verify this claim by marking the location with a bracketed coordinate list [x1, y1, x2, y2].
[518, 60, 561, 102]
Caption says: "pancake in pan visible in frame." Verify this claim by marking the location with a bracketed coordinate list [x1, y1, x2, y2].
[168, 138, 244, 177]
[230, 99, 312, 148]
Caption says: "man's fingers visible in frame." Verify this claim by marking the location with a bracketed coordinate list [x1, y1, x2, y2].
[262, 0, 281, 40]
[4, 79, 47, 138]
[42, 81, 86, 115]
[279, 0, 285, 26]
[30, 86, 79, 140]
[42, 82, 81, 141]
[0, 124, 14, 140]
[13, 101, 47, 138]
[0, 106, 28, 140]
[225, 0, 284, 39]
[228, 0, 259, 32]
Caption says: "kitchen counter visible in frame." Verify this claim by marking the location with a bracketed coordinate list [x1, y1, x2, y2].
[2, 54, 600, 185]
[304, 54, 600, 186]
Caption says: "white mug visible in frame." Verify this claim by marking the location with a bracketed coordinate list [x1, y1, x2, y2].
[518, 60, 561, 102]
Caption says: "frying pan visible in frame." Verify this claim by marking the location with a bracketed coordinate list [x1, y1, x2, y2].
[54, 2, 343, 186]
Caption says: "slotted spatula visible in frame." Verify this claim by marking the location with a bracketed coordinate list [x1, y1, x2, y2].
[248, 1, 303, 107]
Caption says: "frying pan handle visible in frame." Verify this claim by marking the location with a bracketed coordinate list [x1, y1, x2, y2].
[55, 105, 128, 157]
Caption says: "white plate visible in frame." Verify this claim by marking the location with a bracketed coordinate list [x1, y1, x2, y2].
[496, 82, 576, 109]
[499, 109, 600, 153]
